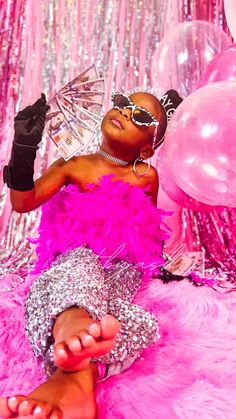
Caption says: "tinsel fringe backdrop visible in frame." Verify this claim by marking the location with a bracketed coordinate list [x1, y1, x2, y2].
[0, 0, 234, 285]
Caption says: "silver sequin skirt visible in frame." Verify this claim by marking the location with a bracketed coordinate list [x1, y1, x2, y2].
[25, 246, 160, 377]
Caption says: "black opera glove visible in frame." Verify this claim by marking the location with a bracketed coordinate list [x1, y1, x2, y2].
[3, 93, 50, 191]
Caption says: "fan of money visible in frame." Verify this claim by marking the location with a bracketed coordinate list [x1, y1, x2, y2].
[45, 65, 105, 161]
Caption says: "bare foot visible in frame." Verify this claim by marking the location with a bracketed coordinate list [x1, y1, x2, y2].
[0, 365, 98, 418]
[53, 309, 120, 371]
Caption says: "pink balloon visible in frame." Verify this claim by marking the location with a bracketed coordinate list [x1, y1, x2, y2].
[151, 20, 231, 98]
[157, 148, 223, 212]
[197, 44, 236, 87]
[164, 81, 236, 207]
[224, 0, 236, 41]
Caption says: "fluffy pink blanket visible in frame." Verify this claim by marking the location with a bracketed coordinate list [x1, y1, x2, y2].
[1, 277, 236, 418]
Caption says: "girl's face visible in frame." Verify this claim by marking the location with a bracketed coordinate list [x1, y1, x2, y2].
[101, 92, 162, 153]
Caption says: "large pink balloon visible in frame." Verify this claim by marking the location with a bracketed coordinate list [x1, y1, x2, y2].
[164, 81, 236, 207]
[151, 21, 231, 98]
[224, 0, 236, 41]
[157, 148, 223, 212]
[197, 44, 236, 87]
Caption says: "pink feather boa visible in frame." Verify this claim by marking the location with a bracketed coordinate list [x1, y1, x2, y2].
[29, 175, 170, 279]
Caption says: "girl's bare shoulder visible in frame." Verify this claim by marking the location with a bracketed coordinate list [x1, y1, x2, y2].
[139, 164, 159, 187]
[68, 154, 97, 167]
[50, 154, 95, 172]
[62, 154, 100, 186]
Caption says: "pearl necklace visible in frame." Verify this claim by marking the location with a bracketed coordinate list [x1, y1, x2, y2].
[97, 148, 130, 166]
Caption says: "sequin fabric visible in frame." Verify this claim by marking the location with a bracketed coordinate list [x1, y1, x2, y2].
[25, 245, 160, 376]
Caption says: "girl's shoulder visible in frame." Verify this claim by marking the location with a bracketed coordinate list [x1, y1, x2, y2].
[138, 165, 159, 205]
[138, 164, 158, 186]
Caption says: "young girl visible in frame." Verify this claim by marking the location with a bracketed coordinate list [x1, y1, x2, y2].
[0, 89, 181, 418]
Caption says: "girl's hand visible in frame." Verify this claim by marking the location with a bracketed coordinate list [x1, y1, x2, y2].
[14, 93, 50, 147]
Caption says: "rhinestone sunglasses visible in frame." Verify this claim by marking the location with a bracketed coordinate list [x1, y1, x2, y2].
[111, 92, 159, 127]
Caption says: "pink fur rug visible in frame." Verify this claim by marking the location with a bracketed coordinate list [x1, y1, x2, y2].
[1, 275, 236, 419]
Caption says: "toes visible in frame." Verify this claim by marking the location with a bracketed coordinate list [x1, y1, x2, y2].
[53, 316, 120, 372]
[100, 315, 120, 339]
[32, 401, 53, 418]
[0, 396, 14, 417]
[7, 395, 26, 413]
[79, 331, 96, 348]
[49, 408, 63, 419]
[54, 341, 68, 360]
[90, 337, 117, 358]
[17, 400, 53, 418]
[67, 335, 82, 354]
[87, 322, 101, 339]
[18, 399, 38, 416]
[1, 396, 62, 419]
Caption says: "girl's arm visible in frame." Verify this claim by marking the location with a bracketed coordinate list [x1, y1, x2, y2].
[10, 157, 73, 213]
[4, 95, 71, 213]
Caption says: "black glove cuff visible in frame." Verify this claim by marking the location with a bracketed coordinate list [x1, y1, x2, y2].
[3, 142, 39, 191]
[3, 165, 35, 191]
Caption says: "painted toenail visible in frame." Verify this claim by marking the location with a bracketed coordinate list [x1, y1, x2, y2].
[8, 397, 16, 403]
[8, 396, 17, 407]
[34, 406, 43, 414]
[58, 348, 67, 355]
[89, 324, 99, 333]
[84, 335, 93, 344]
[19, 400, 29, 408]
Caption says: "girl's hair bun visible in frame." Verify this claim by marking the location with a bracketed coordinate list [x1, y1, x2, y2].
[160, 89, 183, 121]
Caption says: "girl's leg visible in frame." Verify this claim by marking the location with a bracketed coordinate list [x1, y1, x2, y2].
[25, 247, 117, 375]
